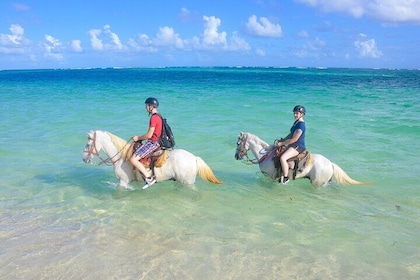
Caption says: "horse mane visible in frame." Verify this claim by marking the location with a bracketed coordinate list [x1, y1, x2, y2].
[246, 132, 272, 149]
[106, 132, 131, 159]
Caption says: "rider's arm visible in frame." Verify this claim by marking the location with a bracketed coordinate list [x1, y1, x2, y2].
[133, 126, 156, 141]
[277, 129, 302, 146]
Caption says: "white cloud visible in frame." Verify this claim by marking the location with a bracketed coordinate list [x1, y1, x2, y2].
[1, 15, 251, 65]
[306, 37, 326, 51]
[71, 40, 83, 52]
[128, 16, 249, 52]
[44, 34, 63, 60]
[371, 0, 420, 24]
[256, 48, 266, 56]
[103, 25, 123, 50]
[246, 15, 283, 37]
[180, 7, 190, 17]
[0, 24, 25, 45]
[202, 16, 227, 46]
[127, 34, 157, 52]
[0, 24, 30, 54]
[88, 25, 124, 51]
[154, 26, 185, 48]
[178, 7, 191, 22]
[292, 37, 327, 59]
[354, 34, 383, 58]
[296, 0, 420, 24]
[226, 32, 251, 51]
[190, 36, 202, 49]
[178, 7, 200, 23]
[9, 24, 25, 44]
[44, 35, 61, 48]
[188, 16, 249, 51]
[88, 28, 103, 50]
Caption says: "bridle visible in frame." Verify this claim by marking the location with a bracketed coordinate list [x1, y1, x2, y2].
[235, 133, 275, 165]
[83, 132, 125, 166]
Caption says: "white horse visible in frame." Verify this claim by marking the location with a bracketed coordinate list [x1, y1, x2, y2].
[82, 130, 222, 188]
[235, 132, 367, 187]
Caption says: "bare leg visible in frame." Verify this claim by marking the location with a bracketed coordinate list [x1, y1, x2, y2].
[280, 147, 299, 178]
[130, 154, 151, 179]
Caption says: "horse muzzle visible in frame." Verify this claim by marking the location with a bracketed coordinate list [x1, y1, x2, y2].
[82, 152, 93, 164]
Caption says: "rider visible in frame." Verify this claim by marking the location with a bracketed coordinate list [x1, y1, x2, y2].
[130, 97, 163, 189]
[276, 105, 306, 184]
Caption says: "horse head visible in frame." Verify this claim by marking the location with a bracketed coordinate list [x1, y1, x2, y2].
[82, 130, 102, 164]
[234, 132, 249, 160]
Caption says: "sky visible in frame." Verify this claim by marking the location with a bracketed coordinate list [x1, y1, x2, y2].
[1, 0, 419, 70]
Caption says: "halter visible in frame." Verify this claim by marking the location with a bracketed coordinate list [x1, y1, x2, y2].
[236, 133, 275, 165]
[84, 132, 126, 166]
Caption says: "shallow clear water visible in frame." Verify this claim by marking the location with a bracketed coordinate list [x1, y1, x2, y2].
[0, 68, 419, 279]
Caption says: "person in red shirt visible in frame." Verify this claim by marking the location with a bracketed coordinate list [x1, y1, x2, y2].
[130, 97, 162, 189]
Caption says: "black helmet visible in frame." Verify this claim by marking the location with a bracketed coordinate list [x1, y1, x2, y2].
[145, 97, 159, 108]
[293, 105, 306, 115]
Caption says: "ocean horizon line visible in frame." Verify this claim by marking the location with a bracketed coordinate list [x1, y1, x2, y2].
[1, 65, 419, 72]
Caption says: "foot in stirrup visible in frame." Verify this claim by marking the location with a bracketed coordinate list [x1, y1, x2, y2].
[282, 176, 289, 184]
[143, 176, 156, 189]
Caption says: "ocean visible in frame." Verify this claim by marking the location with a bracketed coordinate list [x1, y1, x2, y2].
[0, 67, 419, 279]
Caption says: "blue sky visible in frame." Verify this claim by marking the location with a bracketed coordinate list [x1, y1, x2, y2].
[1, 0, 419, 70]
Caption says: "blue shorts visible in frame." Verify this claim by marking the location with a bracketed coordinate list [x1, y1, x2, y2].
[133, 141, 160, 158]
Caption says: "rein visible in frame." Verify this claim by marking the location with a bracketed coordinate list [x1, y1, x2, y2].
[243, 149, 275, 165]
[238, 134, 275, 165]
[85, 132, 132, 166]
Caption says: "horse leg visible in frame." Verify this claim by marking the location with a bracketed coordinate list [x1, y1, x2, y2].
[115, 170, 130, 188]
[309, 165, 333, 187]
[310, 178, 329, 187]
[115, 162, 134, 188]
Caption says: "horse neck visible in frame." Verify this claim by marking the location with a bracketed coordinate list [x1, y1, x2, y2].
[96, 131, 119, 157]
[247, 134, 271, 160]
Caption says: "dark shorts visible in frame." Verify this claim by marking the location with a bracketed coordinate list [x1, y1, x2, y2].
[291, 144, 306, 153]
[133, 141, 160, 158]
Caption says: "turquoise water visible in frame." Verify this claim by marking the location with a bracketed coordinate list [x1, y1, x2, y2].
[0, 68, 419, 279]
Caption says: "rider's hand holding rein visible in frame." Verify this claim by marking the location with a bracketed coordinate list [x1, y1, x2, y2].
[276, 139, 287, 147]
[132, 135, 145, 142]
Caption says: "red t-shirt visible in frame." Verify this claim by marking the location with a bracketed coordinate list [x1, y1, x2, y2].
[149, 114, 163, 142]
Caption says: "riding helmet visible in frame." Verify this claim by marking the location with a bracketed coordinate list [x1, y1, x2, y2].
[145, 97, 159, 108]
[293, 105, 306, 115]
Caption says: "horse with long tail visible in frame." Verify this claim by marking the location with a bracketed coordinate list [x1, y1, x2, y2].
[234, 132, 368, 187]
[83, 130, 222, 188]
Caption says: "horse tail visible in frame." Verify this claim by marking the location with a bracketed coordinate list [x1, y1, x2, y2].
[332, 163, 369, 185]
[196, 157, 223, 184]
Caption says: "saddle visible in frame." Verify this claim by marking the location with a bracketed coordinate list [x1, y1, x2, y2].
[139, 149, 167, 168]
[132, 141, 168, 169]
[273, 146, 311, 180]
